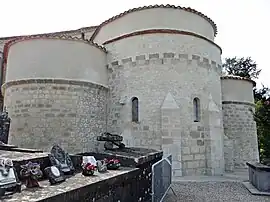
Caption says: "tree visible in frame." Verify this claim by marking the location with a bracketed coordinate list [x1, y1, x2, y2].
[222, 57, 261, 79]
[254, 98, 270, 164]
[254, 85, 270, 103]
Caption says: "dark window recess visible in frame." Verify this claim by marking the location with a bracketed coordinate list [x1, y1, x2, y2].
[193, 97, 200, 122]
[132, 97, 139, 122]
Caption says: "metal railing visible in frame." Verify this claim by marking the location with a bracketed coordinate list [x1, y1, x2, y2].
[151, 154, 172, 202]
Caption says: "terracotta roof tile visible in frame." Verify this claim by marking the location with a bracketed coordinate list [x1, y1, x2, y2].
[221, 75, 256, 87]
[2, 35, 106, 69]
[0, 26, 97, 41]
[90, 4, 218, 41]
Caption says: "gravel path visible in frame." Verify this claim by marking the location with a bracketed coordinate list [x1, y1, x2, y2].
[164, 182, 270, 202]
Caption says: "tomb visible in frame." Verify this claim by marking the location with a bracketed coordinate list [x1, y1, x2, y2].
[0, 146, 162, 201]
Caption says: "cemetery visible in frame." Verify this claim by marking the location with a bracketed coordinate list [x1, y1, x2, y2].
[0, 131, 164, 201]
[0, 4, 269, 201]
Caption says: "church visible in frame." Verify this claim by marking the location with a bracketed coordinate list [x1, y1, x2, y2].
[0, 4, 259, 177]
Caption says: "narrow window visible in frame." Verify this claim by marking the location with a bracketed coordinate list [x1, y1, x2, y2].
[131, 97, 139, 122]
[193, 97, 200, 122]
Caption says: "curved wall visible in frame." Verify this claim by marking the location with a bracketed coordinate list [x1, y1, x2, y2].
[3, 38, 108, 153]
[221, 77, 255, 103]
[221, 77, 259, 171]
[105, 33, 224, 176]
[5, 38, 107, 86]
[93, 7, 216, 44]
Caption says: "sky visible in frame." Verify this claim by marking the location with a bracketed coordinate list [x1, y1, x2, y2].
[1, 0, 269, 88]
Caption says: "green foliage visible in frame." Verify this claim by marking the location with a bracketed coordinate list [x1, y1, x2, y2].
[254, 99, 270, 163]
[254, 85, 270, 103]
[222, 57, 261, 79]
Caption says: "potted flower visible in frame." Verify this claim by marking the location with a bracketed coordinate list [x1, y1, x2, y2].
[104, 158, 121, 170]
[82, 163, 96, 176]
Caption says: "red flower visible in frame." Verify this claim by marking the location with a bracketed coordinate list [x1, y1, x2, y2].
[109, 159, 120, 164]
[103, 158, 120, 164]
[84, 163, 95, 171]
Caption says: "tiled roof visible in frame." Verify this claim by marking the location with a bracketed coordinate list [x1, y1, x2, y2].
[91, 4, 218, 41]
[0, 26, 97, 41]
[221, 75, 256, 87]
[2, 35, 106, 69]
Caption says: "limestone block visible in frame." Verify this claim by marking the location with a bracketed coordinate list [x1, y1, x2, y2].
[173, 169, 183, 177]
[190, 146, 200, 154]
[182, 147, 190, 154]
[172, 161, 182, 169]
[187, 161, 195, 169]
[182, 155, 194, 161]
[194, 154, 205, 160]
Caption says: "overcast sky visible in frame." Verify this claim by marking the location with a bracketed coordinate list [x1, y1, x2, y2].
[1, 0, 269, 88]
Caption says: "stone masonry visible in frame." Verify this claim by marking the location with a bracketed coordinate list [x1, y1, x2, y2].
[0, 4, 260, 177]
[223, 101, 259, 171]
[3, 79, 107, 153]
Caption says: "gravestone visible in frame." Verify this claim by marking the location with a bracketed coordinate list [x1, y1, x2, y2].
[44, 166, 65, 185]
[0, 107, 11, 144]
[48, 144, 75, 175]
[0, 158, 21, 196]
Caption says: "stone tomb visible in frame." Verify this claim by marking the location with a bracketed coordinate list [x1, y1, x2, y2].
[0, 147, 162, 202]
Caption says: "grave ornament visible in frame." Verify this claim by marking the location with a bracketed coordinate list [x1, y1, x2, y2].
[97, 132, 125, 150]
[0, 158, 21, 197]
[104, 158, 121, 170]
[96, 160, 107, 173]
[20, 161, 42, 188]
[82, 163, 96, 176]
[44, 166, 65, 185]
[48, 144, 75, 175]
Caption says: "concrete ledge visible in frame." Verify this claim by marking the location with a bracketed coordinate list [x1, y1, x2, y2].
[78, 147, 163, 167]
[2, 168, 139, 202]
[0, 147, 161, 201]
[243, 181, 270, 196]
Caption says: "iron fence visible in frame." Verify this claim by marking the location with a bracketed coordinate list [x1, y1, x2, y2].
[151, 154, 172, 202]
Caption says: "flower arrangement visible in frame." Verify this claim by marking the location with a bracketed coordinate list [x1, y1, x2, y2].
[20, 161, 43, 188]
[104, 158, 121, 170]
[82, 163, 96, 176]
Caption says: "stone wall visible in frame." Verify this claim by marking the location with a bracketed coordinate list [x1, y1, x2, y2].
[222, 101, 259, 170]
[104, 32, 224, 176]
[3, 79, 107, 153]
[221, 77, 259, 171]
